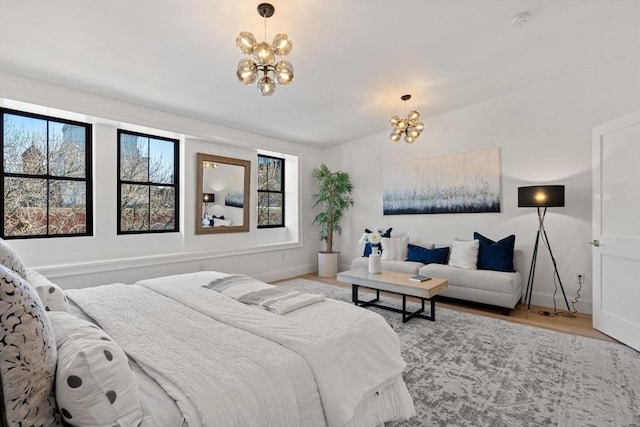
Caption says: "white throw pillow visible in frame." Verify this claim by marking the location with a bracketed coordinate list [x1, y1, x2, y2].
[27, 270, 69, 312]
[48, 311, 143, 427]
[381, 236, 409, 261]
[448, 239, 479, 270]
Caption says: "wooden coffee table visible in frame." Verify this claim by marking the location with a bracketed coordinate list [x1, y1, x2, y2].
[336, 268, 448, 322]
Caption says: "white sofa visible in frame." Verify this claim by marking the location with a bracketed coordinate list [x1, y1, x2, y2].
[350, 249, 523, 313]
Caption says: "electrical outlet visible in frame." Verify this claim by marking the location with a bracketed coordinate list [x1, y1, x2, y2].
[577, 272, 585, 282]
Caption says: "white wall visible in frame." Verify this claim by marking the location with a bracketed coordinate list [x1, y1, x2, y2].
[0, 71, 325, 288]
[326, 54, 640, 313]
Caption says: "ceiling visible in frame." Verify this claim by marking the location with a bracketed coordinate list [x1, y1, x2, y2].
[0, 1, 639, 148]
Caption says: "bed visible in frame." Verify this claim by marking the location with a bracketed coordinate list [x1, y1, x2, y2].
[0, 241, 415, 427]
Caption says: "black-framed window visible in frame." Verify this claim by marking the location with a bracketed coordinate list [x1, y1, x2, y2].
[117, 130, 179, 234]
[1, 108, 93, 239]
[257, 154, 284, 228]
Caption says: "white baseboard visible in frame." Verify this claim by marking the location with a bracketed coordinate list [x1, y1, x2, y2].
[528, 291, 592, 314]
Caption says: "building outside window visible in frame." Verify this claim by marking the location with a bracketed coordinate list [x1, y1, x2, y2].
[117, 129, 179, 233]
[257, 154, 285, 228]
[1, 108, 92, 238]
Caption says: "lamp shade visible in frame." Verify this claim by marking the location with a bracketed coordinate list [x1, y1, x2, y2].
[518, 185, 564, 207]
[203, 193, 215, 203]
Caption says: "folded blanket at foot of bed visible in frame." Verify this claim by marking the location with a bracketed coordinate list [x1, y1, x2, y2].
[205, 274, 325, 314]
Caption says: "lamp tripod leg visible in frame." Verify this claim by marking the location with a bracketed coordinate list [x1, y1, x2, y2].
[525, 229, 541, 313]
[541, 226, 572, 312]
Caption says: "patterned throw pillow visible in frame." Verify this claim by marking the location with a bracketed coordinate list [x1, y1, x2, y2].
[0, 238, 27, 280]
[0, 265, 61, 427]
[27, 270, 69, 312]
[48, 311, 143, 427]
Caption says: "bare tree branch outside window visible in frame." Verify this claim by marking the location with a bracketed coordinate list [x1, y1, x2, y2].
[117, 130, 178, 234]
[257, 154, 284, 228]
[1, 109, 92, 238]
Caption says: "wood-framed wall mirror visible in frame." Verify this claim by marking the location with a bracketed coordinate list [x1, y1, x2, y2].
[195, 153, 250, 234]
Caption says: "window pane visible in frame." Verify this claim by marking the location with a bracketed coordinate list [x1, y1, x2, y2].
[49, 180, 87, 234]
[3, 177, 47, 236]
[150, 186, 175, 230]
[258, 192, 283, 226]
[267, 193, 283, 225]
[266, 158, 282, 191]
[49, 122, 86, 178]
[120, 184, 149, 231]
[3, 114, 46, 174]
[120, 134, 149, 182]
[257, 192, 269, 226]
[149, 138, 174, 184]
[257, 157, 269, 191]
[258, 156, 283, 191]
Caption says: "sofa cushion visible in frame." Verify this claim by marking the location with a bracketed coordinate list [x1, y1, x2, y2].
[447, 239, 479, 270]
[473, 232, 516, 272]
[381, 236, 409, 261]
[351, 257, 423, 275]
[419, 263, 522, 295]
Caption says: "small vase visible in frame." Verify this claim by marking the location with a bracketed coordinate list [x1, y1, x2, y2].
[368, 251, 382, 274]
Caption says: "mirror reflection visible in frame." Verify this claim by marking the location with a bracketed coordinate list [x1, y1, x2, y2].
[195, 153, 250, 234]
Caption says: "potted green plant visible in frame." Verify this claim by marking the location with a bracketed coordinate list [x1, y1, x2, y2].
[311, 163, 354, 277]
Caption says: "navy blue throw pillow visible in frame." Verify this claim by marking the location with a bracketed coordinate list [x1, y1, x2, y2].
[473, 232, 515, 272]
[362, 228, 392, 257]
[406, 244, 450, 265]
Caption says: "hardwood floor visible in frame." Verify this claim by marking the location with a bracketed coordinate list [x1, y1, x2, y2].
[289, 273, 618, 344]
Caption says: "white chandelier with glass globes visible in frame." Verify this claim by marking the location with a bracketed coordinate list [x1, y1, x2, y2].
[389, 94, 424, 143]
[236, 3, 293, 96]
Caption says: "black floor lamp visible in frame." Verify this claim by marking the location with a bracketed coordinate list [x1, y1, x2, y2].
[518, 185, 571, 313]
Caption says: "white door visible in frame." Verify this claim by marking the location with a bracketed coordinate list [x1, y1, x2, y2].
[592, 111, 640, 351]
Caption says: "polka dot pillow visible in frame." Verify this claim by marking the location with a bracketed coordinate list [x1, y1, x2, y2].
[48, 311, 143, 427]
[27, 270, 69, 312]
[0, 265, 61, 426]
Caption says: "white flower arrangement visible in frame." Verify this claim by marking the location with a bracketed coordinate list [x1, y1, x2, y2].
[358, 227, 386, 245]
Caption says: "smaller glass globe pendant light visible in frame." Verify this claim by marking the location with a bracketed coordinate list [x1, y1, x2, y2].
[236, 3, 294, 96]
[389, 94, 424, 143]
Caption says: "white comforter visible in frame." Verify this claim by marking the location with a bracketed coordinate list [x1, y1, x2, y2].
[67, 272, 415, 427]
[137, 272, 412, 427]
[67, 283, 325, 427]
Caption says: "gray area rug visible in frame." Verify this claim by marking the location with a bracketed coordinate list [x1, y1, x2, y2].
[279, 279, 640, 427]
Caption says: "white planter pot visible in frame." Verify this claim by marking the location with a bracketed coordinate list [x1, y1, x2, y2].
[318, 252, 339, 278]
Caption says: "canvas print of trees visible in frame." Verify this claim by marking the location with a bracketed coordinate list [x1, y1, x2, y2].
[383, 148, 501, 215]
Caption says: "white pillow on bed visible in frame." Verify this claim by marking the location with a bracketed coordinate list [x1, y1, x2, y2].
[27, 270, 69, 312]
[48, 311, 143, 427]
